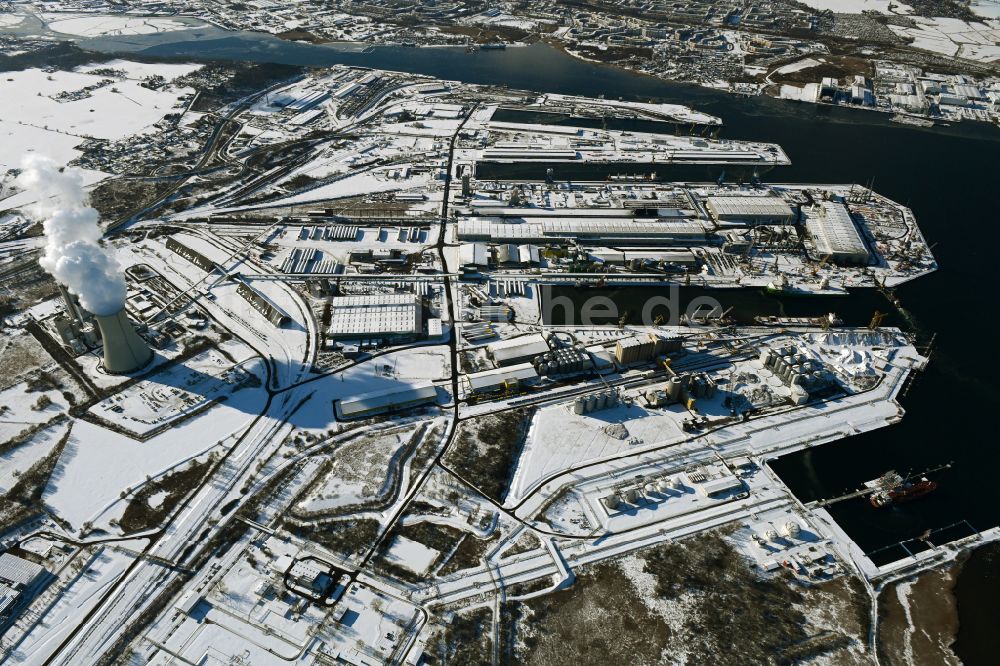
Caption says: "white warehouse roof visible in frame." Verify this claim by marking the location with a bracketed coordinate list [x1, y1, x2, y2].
[465, 362, 539, 393]
[705, 196, 794, 220]
[328, 294, 421, 338]
[0, 553, 44, 588]
[804, 202, 870, 265]
[337, 383, 438, 419]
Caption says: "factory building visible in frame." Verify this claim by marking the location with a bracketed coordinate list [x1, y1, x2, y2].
[236, 281, 292, 328]
[0, 553, 47, 629]
[614, 333, 683, 365]
[459, 242, 489, 269]
[457, 219, 708, 246]
[704, 196, 795, 226]
[487, 333, 550, 367]
[327, 294, 422, 342]
[335, 383, 438, 420]
[165, 238, 216, 272]
[695, 475, 745, 498]
[465, 363, 539, 395]
[803, 202, 870, 266]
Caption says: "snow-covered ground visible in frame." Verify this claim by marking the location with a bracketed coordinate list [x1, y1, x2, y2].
[42, 13, 194, 37]
[774, 58, 824, 75]
[888, 17, 1000, 62]
[793, 0, 912, 14]
[41, 358, 267, 531]
[970, 0, 1000, 19]
[0, 420, 68, 494]
[0, 61, 200, 209]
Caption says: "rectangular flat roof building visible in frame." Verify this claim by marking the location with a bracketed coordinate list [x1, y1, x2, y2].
[328, 294, 422, 341]
[0, 553, 44, 589]
[488, 333, 550, 367]
[804, 202, 870, 266]
[336, 383, 438, 420]
[465, 363, 539, 395]
[705, 196, 795, 226]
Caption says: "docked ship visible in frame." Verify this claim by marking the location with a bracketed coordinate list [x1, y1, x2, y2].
[868, 470, 938, 508]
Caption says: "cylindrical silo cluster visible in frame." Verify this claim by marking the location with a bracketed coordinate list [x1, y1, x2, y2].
[571, 389, 619, 415]
[534, 346, 590, 376]
[765, 345, 828, 393]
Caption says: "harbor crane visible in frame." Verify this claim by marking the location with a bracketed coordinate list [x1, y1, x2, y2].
[810, 254, 831, 277]
[869, 310, 887, 330]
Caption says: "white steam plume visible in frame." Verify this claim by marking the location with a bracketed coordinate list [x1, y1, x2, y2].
[18, 155, 127, 317]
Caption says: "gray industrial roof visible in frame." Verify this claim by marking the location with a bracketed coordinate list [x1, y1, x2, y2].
[705, 196, 793, 219]
[0, 553, 44, 588]
[804, 202, 869, 260]
[338, 383, 437, 418]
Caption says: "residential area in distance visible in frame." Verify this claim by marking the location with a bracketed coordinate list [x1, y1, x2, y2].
[3, 0, 1000, 127]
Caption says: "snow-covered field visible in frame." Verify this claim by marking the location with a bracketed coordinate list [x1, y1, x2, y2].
[42, 365, 267, 531]
[971, 0, 1000, 19]
[42, 13, 193, 37]
[0, 12, 25, 28]
[793, 0, 912, 13]
[0, 420, 68, 494]
[774, 58, 824, 75]
[0, 60, 200, 209]
[888, 17, 1000, 62]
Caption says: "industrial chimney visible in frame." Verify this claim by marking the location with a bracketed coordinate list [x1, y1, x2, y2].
[95, 307, 152, 374]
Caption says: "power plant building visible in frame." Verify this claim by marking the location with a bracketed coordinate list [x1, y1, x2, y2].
[327, 294, 422, 342]
[803, 202, 870, 266]
[705, 196, 795, 226]
[95, 308, 153, 374]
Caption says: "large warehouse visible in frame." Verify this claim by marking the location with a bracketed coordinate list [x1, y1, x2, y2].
[804, 202, 870, 266]
[704, 196, 795, 226]
[327, 294, 422, 341]
[335, 383, 438, 420]
[487, 333, 550, 367]
[457, 219, 708, 245]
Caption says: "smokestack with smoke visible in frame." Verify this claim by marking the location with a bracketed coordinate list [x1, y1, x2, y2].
[18, 155, 127, 317]
[20, 156, 152, 373]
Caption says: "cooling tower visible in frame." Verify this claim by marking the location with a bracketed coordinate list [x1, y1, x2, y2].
[95, 308, 152, 374]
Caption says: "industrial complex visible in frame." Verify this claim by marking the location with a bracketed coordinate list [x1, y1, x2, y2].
[0, 57, 982, 666]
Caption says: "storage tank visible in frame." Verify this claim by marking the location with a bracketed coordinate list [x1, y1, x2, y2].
[585, 394, 597, 412]
[95, 308, 153, 374]
[668, 476, 682, 490]
[782, 521, 801, 538]
[601, 495, 621, 511]
[572, 397, 585, 415]
[765, 528, 779, 541]
[625, 488, 642, 504]
[594, 393, 606, 410]
[644, 483, 658, 495]
[606, 391, 618, 407]
[668, 376, 683, 400]
[656, 478, 673, 493]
